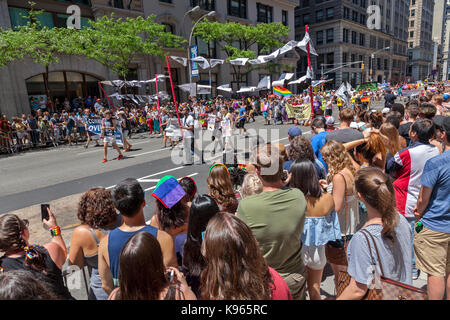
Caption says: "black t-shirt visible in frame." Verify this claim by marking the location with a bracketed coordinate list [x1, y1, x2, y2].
[0, 246, 73, 300]
[324, 128, 364, 144]
[398, 122, 412, 146]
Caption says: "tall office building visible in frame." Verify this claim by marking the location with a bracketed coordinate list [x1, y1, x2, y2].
[407, 0, 435, 81]
[295, 0, 409, 88]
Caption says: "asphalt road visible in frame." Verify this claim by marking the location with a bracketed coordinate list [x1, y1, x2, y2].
[0, 116, 303, 216]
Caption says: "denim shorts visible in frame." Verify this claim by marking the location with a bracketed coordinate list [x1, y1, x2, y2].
[327, 235, 353, 249]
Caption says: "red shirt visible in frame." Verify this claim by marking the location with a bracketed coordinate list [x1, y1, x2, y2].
[269, 267, 292, 300]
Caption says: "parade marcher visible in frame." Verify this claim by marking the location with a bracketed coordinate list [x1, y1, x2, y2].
[101, 110, 123, 163]
[180, 107, 195, 165]
[118, 111, 132, 152]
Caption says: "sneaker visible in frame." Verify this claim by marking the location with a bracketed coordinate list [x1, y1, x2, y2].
[412, 269, 420, 280]
[102, 159, 107, 163]
[117, 155, 124, 160]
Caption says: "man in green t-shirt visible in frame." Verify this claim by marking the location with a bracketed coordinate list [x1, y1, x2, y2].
[237, 145, 307, 300]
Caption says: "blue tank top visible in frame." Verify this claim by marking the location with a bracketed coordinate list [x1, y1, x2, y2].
[108, 225, 158, 287]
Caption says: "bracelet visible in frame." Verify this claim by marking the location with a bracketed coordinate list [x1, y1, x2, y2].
[49, 226, 61, 237]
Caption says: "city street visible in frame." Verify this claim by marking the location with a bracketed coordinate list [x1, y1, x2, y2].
[0, 101, 427, 300]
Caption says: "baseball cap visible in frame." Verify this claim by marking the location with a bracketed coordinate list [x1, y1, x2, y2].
[382, 107, 390, 114]
[443, 93, 450, 101]
[326, 116, 335, 125]
[288, 126, 302, 137]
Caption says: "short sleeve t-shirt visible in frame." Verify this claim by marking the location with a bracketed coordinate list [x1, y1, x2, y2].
[238, 107, 246, 118]
[325, 128, 364, 144]
[420, 150, 450, 233]
[236, 188, 307, 278]
[311, 131, 329, 171]
[347, 216, 412, 286]
[182, 115, 194, 138]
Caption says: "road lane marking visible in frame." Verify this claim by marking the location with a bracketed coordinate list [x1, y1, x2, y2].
[143, 172, 198, 192]
[137, 178, 160, 183]
[105, 166, 184, 189]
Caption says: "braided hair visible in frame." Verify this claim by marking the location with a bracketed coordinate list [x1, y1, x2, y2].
[0, 214, 48, 274]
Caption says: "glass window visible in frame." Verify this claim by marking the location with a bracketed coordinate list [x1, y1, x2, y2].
[326, 8, 334, 20]
[257, 3, 273, 23]
[113, 0, 124, 9]
[56, 14, 70, 28]
[316, 10, 323, 22]
[282, 10, 288, 26]
[228, 0, 247, 19]
[8, 7, 29, 29]
[36, 12, 55, 29]
[316, 31, 324, 45]
[191, 0, 215, 11]
[326, 28, 334, 43]
[303, 14, 310, 25]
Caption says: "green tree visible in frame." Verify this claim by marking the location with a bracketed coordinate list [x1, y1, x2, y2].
[193, 21, 291, 89]
[0, 4, 80, 108]
[76, 14, 185, 80]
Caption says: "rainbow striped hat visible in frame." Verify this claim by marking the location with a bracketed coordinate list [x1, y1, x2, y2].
[152, 175, 186, 209]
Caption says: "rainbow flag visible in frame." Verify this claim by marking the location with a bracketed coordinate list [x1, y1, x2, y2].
[273, 86, 292, 97]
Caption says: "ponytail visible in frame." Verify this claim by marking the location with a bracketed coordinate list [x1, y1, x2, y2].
[355, 168, 399, 243]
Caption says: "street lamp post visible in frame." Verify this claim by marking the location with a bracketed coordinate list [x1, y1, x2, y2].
[187, 11, 216, 84]
[370, 46, 390, 82]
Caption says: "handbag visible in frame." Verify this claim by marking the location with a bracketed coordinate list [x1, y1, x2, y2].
[325, 173, 349, 266]
[337, 228, 428, 300]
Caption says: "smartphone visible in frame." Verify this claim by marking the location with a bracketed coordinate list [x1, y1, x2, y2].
[41, 204, 50, 221]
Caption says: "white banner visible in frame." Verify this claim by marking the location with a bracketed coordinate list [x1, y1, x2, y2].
[221, 119, 232, 137]
[230, 58, 249, 66]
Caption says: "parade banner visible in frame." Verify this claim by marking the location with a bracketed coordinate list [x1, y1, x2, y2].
[190, 45, 199, 77]
[86, 118, 123, 146]
[286, 103, 311, 120]
[207, 115, 216, 131]
[221, 119, 232, 137]
[356, 82, 378, 91]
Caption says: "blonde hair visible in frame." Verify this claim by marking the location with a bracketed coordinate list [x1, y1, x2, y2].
[321, 140, 357, 183]
[241, 173, 263, 198]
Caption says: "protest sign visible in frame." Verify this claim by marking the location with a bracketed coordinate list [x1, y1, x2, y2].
[208, 115, 216, 131]
[86, 118, 123, 146]
[221, 119, 232, 137]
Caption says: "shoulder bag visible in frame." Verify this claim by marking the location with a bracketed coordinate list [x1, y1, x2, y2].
[337, 228, 428, 300]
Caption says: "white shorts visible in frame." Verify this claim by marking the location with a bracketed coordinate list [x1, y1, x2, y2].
[301, 244, 327, 270]
[103, 136, 115, 144]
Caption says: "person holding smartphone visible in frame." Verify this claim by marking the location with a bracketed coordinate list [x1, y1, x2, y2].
[0, 209, 73, 300]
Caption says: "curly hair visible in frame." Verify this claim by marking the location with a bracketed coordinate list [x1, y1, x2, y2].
[78, 188, 118, 229]
[288, 135, 314, 162]
[369, 110, 383, 129]
[200, 213, 274, 300]
[321, 140, 357, 183]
